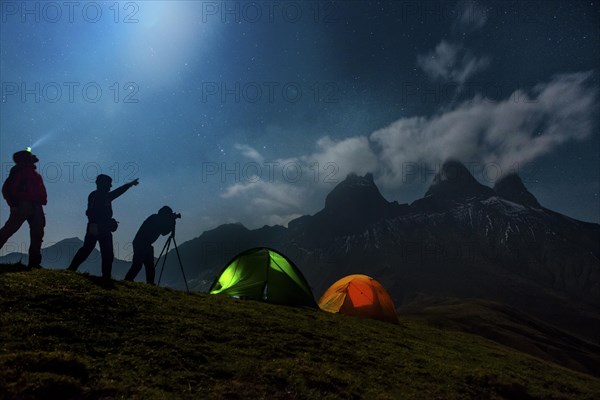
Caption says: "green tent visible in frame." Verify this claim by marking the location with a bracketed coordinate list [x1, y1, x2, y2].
[209, 248, 317, 308]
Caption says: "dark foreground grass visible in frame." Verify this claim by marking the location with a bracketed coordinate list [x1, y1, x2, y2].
[1, 265, 599, 399]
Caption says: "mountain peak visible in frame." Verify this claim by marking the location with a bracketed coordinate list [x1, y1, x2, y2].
[424, 159, 495, 200]
[339, 172, 374, 185]
[306, 172, 406, 237]
[324, 172, 387, 210]
[494, 173, 541, 207]
[285, 172, 408, 239]
[55, 237, 84, 245]
[431, 159, 478, 185]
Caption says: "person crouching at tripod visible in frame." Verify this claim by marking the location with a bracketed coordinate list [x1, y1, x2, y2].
[124, 206, 179, 284]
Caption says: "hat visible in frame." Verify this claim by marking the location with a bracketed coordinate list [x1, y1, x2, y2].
[13, 150, 38, 164]
[95, 174, 113, 185]
[158, 206, 173, 215]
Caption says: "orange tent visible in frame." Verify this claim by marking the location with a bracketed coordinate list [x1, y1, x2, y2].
[318, 274, 398, 324]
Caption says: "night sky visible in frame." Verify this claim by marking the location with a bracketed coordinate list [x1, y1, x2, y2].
[1, 1, 598, 259]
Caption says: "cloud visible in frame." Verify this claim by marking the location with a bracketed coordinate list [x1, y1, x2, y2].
[220, 73, 597, 222]
[220, 135, 378, 227]
[222, 180, 302, 210]
[234, 143, 264, 163]
[302, 136, 378, 183]
[371, 71, 598, 187]
[453, 1, 489, 32]
[417, 41, 490, 86]
[220, 180, 307, 227]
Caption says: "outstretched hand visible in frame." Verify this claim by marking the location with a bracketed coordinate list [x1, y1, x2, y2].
[129, 178, 140, 186]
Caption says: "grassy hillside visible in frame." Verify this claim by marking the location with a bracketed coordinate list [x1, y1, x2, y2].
[1, 265, 600, 399]
[400, 299, 600, 377]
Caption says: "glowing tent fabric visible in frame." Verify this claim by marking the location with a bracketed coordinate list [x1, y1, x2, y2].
[209, 248, 317, 308]
[318, 274, 398, 323]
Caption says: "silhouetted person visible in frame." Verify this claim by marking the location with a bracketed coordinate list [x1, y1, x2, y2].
[0, 150, 47, 269]
[124, 206, 177, 284]
[68, 174, 139, 279]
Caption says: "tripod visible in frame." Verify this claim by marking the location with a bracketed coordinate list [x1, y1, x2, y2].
[156, 228, 189, 293]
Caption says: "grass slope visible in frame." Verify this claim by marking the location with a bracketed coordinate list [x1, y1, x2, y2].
[1, 265, 599, 400]
[399, 299, 600, 377]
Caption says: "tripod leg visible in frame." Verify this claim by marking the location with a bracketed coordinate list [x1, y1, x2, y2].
[171, 237, 189, 293]
[157, 237, 172, 286]
[154, 238, 170, 271]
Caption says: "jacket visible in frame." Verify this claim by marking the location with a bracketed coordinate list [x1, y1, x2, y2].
[2, 164, 47, 207]
[85, 183, 133, 224]
[133, 213, 175, 247]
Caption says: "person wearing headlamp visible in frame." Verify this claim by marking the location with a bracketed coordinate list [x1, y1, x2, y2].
[0, 149, 47, 269]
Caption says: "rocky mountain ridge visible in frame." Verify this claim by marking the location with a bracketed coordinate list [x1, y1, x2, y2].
[161, 160, 600, 342]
